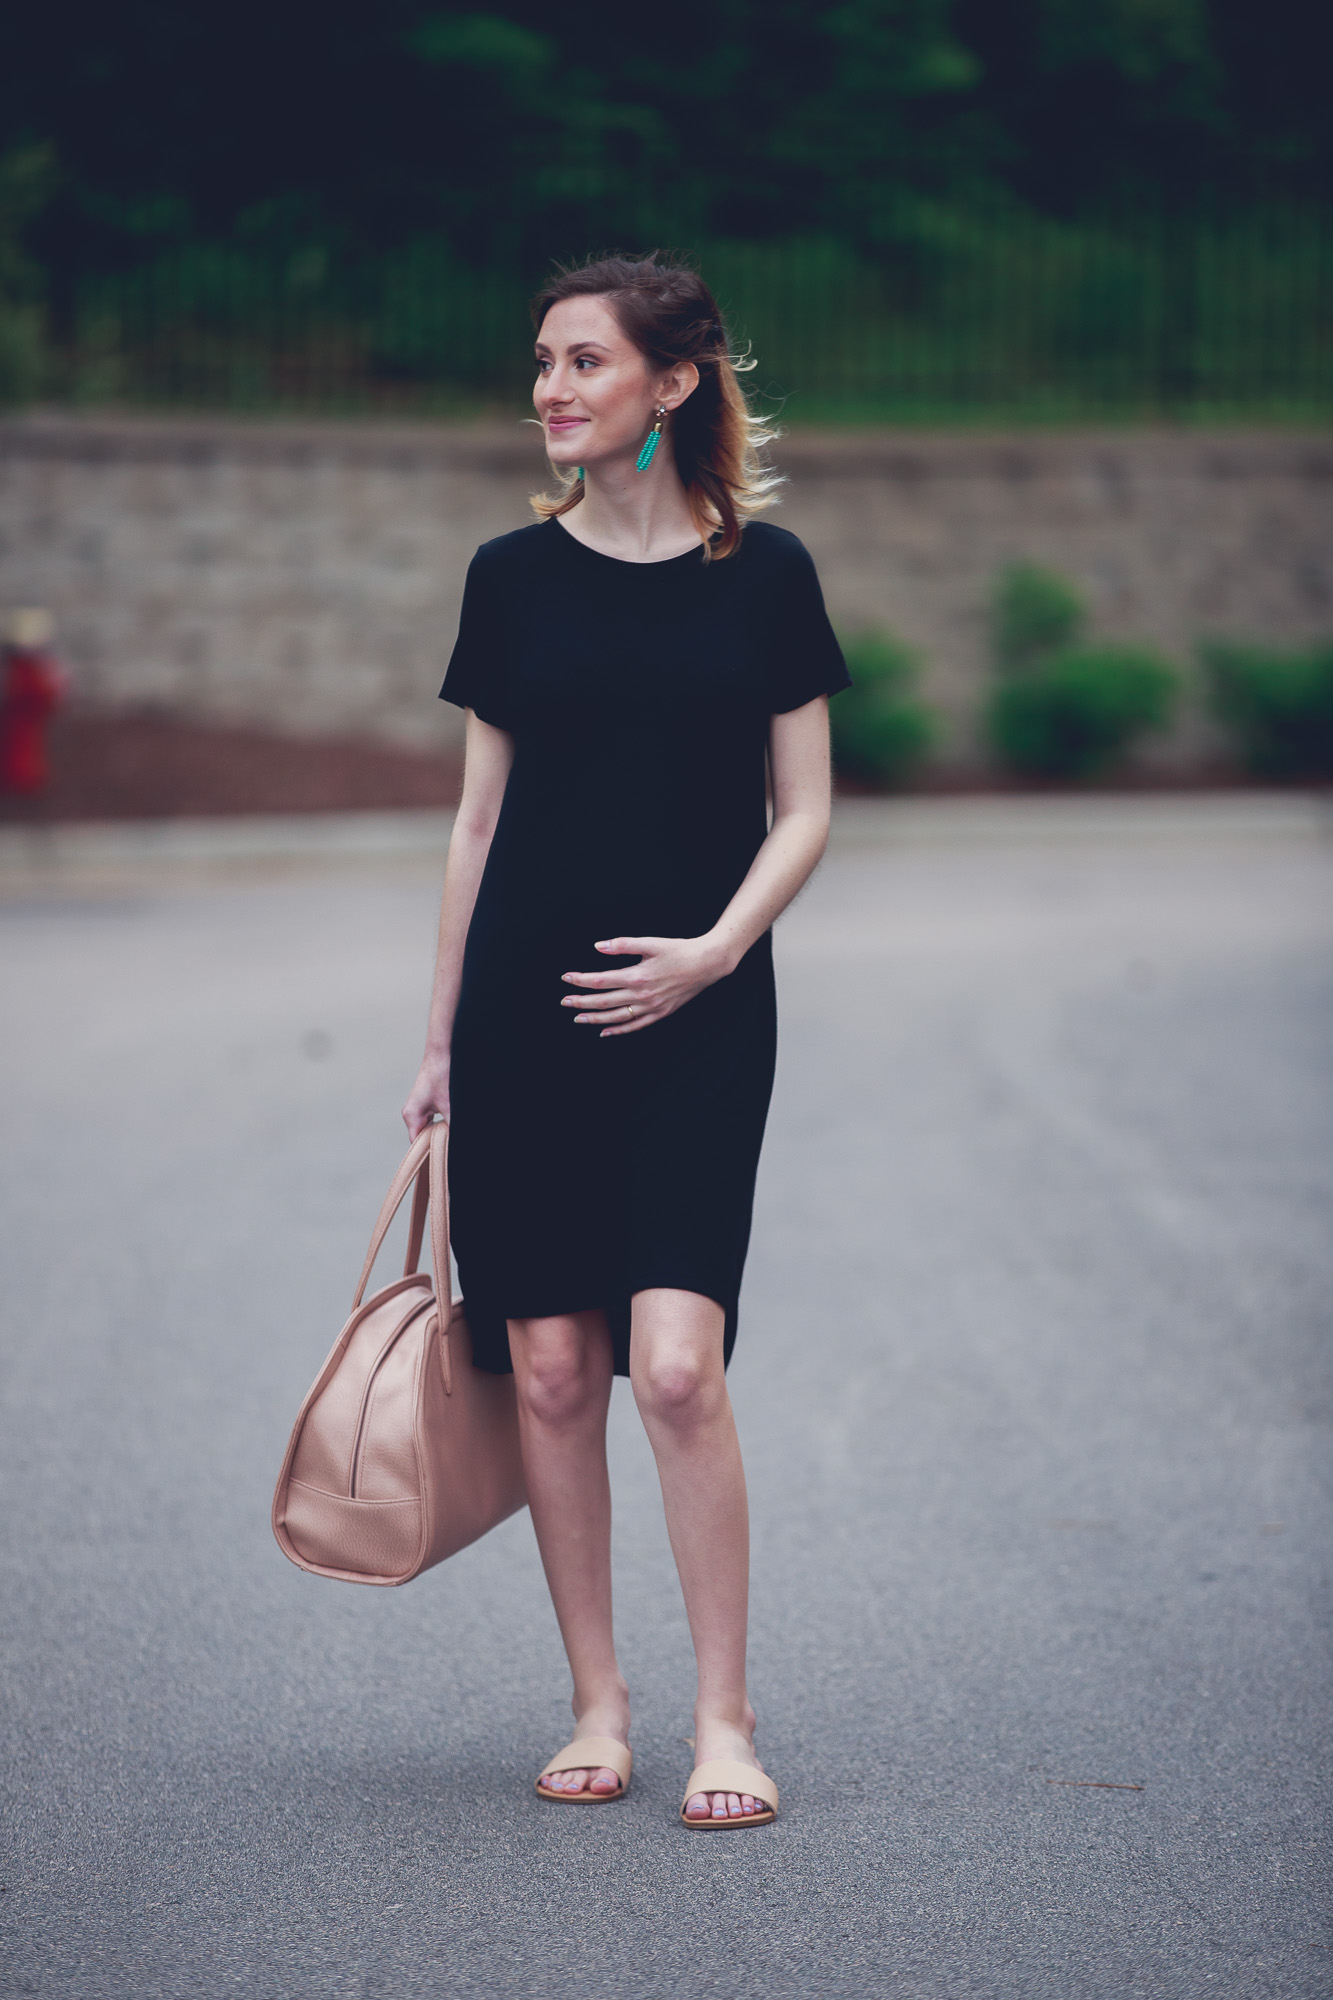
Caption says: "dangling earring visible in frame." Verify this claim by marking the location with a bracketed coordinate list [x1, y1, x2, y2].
[636, 406, 666, 472]
[576, 467, 585, 481]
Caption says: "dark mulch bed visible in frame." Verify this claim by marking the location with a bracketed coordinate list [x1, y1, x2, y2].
[0, 710, 1266, 824]
[0, 711, 464, 822]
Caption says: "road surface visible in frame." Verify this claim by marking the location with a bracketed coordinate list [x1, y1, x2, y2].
[2, 795, 1329, 1999]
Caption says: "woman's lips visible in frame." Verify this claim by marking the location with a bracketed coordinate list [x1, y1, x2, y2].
[547, 418, 587, 431]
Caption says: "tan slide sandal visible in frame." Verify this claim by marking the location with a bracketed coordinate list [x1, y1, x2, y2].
[535, 1735, 632, 1803]
[680, 1758, 778, 1829]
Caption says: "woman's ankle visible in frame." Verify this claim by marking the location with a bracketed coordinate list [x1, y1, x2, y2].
[693, 1698, 757, 1745]
[571, 1676, 631, 1733]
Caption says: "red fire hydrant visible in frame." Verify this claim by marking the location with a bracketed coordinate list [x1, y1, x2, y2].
[0, 608, 69, 795]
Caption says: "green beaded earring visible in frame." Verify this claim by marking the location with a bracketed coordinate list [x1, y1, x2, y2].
[636, 406, 666, 472]
[576, 466, 585, 481]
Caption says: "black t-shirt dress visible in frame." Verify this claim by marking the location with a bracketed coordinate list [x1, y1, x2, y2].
[439, 515, 849, 1376]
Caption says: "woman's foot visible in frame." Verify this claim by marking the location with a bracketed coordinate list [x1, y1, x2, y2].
[683, 1711, 768, 1822]
[541, 1763, 624, 1796]
[539, 1697, 631, 1798]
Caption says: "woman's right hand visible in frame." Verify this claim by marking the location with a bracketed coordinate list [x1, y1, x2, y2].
[402, 1056, 450, 1139]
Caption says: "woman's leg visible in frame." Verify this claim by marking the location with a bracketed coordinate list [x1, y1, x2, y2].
[629, 1288, 768, 1822]
[507, 1309, 629, 1795]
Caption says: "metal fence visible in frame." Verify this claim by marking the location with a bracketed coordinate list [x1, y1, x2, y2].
[38, 203, 1333, 421]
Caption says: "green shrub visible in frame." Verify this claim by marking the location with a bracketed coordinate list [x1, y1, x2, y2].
[1201, 639, 1333, 780]
[993, 562, 1085, 670]
[988, 643, 1179, 780]
[832, 630, 937, 788]
[986, 560, 1178, 780]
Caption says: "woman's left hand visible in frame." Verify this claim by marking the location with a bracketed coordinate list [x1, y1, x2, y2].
[561, 935, 731, 1037]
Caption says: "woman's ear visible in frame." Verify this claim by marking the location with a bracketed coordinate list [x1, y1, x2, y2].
[661, 360, 701, 411]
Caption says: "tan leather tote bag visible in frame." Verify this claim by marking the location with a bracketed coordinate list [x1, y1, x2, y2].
[272, 1120, 526, 1585]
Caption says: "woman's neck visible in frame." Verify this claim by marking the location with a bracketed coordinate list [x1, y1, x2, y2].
[558, 455, 703, 563]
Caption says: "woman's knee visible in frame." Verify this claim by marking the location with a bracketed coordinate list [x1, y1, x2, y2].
[509, 1316, 606, 1428]
[631, 1340, 722, 1432]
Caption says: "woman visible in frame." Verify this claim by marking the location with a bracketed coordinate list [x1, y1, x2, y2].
[403, 254, 848, 1828]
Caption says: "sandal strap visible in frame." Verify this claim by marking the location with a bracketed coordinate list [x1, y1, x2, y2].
[539, 1736, 632, 1785]
[682, 1759, 777, 1811]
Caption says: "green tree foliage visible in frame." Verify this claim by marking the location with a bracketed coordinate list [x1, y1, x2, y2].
[0, 2, 1327, 294]
[986, 563, 1179, 778]
[0, 145, 51, 401]
[1201, 639, 1333, 777]
[830, 631, 937, 788]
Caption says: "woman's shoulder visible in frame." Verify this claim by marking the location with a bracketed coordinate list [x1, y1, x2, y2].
[468, 520, 554, 575]
[736, 520, 819, 574]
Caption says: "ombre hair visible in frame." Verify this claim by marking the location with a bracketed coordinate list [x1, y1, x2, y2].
[529, 252, 782, 560]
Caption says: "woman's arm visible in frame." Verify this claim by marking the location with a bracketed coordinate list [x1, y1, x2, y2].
[402, 710, 514, 1134]
[561, 695, 832, 1037]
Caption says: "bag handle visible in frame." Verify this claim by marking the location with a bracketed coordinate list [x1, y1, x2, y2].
[427, 1119, 450, 1319]
[405, 1154, 430, 1278]
[352, 1121, 451, 1314]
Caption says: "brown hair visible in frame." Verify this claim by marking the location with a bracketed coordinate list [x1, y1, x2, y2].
[529, 252, 782, 560]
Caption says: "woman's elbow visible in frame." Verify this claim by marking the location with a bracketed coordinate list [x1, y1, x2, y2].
[770, 804, 830, 872]
[448, 789, 502, 847]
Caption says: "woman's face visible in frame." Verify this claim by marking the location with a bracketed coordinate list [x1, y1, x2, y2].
[534, 295, 692, 473]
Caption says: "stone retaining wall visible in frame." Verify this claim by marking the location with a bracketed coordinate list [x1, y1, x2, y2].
[2, 413, 1330, 770]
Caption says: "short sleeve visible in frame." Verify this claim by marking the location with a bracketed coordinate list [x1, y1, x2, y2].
[439, 548, 510, 728]
[765, 538, 852, 715]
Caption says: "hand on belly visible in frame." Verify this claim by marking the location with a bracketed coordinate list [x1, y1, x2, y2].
[560, 934, 732, 1038]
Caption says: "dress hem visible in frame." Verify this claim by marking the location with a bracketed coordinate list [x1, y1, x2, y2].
[464, 1283, 739, 1380]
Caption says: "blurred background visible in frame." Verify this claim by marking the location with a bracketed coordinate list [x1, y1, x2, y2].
[0, 0, 1331, 816]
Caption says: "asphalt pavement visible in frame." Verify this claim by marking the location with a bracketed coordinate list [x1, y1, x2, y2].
[1, 794, 1330, 2000]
